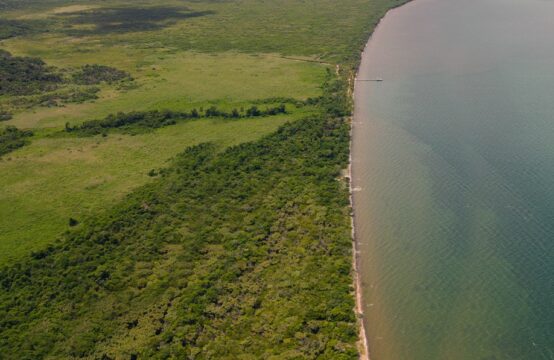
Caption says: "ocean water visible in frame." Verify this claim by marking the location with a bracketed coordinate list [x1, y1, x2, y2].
[352, 0, 554, 359]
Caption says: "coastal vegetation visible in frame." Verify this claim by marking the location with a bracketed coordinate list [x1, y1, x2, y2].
[0, 0, 408, 357]
[0, 114, 356, 359]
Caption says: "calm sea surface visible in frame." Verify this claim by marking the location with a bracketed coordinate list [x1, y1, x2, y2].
[352, 0, 554, 358]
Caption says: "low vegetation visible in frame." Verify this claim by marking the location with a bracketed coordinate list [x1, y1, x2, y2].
[0, 19, 29, 40]
[61, 6, 216, 36]
[0, 125, 32, 156]
[7, 86, 100, 109]
[0, 50, 62, 96]
[72, 64, 132, 85]
[0, 18, 48, 40]
[0, 49, 133, 113]
[0, 110, 12, 121]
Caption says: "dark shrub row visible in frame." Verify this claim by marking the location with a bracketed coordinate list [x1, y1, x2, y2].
[0, 125, 32, 157]
[65, 104, 288, 136]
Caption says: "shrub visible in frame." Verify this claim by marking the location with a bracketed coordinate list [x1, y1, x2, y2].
[0, 50, 62, 96]
[0, 110, 12, 121]
[72, 64, 132, 85]
[0, 125, 32, 156]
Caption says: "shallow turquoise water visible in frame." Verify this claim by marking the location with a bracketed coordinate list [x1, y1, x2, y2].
[352, 0, 554, 359]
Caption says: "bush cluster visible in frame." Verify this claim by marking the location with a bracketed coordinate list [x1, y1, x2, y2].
[0, 125, 32, 157]
[0, 18, 46, 40]
[0, 50, 63, 96]
[0, 50, 134, 113]
[9, 87, 101, 110]
[0, 110, 12, 121]
[72, 64, 133, 85]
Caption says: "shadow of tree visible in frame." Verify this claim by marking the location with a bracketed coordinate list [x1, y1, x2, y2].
[59, 6, 215, 35]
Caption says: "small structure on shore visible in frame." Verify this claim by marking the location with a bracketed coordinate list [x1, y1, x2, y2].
[357, 78, 383, 82]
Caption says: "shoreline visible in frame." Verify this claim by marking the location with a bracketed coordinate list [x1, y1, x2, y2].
[349, 3, 412, 358]
[349, 152, 370, 360]
[348, 20, 383, 360]
[348, 53, 370, 359]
